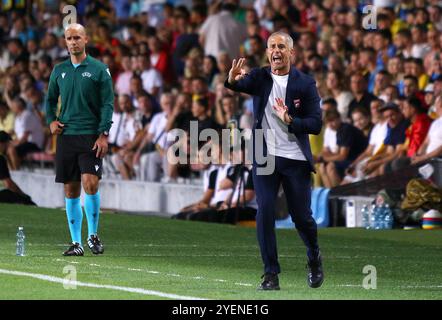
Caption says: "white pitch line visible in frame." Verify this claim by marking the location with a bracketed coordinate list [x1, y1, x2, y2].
[48, 259, 442, 291]
[56, 259, 80, 264]
[400, 285, 442, 289]
[234, 282, 253, 287]
[52, 258, 249, 288]
[0, 268, 206, 300]
[146, 270, 160, 274]
[336, 284, 362, 287]
[336, 284, 442, 289]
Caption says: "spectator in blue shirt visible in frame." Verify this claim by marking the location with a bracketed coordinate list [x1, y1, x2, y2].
[362, 102, 410, 177]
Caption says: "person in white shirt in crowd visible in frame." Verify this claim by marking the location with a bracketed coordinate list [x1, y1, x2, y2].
[109, 93, 157, 179]
[109, 94, 142, 180]
[107, 95, 125, 151]
[393, 30, 413, 59]
[314, 98, 339, 187]
[216, 146, 258, 224]
[427, 76, 442, 119]
[342, 98, 389, 184]
[136, 54, 163, 99]
[412, 95, 442, 164]
[325, 70, 353, 121]
[204, 161, 233, 212]
[115, 55, 134, 96]
[134, 93, 174, 182]
[318, 98, 339, 160]
[103, 95, 124, 178]
[199, 2, 247, 62]
[424, 83, 437, 119]
[7, 97, 44, 170]
[411, 24, 431, 60]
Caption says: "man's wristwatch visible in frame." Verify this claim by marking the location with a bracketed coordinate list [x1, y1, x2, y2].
[101, 131, 109, 137]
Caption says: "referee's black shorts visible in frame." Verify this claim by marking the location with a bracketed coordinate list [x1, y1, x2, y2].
[55, 134, 103, 183]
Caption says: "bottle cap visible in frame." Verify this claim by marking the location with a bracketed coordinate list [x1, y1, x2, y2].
[418, 163, 434, 179]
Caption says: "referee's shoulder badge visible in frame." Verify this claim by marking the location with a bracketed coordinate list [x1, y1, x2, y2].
[106, 68, 111, 77]
[61, 72, 66, 79]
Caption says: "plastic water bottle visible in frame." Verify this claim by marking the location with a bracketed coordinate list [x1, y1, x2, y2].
[384, 204, 394, 229]
[376, 205, 384, 230]
[369, 205, 377, 229]
[361, 205, 370, 229]
[16, 227, 25, 256]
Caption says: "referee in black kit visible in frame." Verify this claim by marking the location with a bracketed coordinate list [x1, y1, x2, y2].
[45, 23, 113, 256]
[225, 31, 324, 290]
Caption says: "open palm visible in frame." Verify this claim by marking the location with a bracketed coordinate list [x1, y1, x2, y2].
[272, 97, 289, 123]
[228, 58, 248, 83]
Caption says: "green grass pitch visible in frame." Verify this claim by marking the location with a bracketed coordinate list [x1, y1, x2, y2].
[0, 203, 441, 300]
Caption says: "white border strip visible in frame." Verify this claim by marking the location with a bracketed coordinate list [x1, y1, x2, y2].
[0, 268, 206, 300]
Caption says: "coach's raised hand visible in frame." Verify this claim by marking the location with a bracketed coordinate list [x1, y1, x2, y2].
[49, 120, 64, 135]
[228, 58, 248, 84]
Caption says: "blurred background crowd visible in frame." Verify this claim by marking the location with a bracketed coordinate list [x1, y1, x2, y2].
[0, 0, 441, 195]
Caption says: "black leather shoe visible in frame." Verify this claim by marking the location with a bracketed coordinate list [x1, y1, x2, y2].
[307, 254, 324, 288]
[258, 273, 280, 290]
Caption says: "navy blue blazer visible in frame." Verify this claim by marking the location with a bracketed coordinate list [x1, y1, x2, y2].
[224, 66, 322, 172]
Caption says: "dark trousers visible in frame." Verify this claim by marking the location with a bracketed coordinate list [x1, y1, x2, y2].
[253, 156, 319, 274]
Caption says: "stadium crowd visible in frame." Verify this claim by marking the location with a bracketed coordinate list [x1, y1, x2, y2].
[0, 0, 442, 217]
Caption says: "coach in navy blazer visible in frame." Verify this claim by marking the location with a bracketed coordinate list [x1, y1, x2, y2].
[225, 31, 324, 290]
[225, 60, 322, 170]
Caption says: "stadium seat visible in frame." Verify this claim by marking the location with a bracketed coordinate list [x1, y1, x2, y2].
[275, 187, 330, 229]
[311, 188, 331, 228]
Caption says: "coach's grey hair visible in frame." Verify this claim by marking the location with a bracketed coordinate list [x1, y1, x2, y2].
[267, 31, 294, 49]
